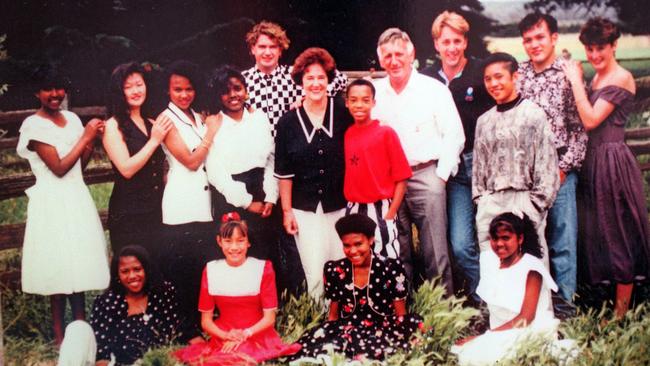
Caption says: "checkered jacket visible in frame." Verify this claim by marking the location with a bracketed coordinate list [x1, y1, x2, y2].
[242, 65, 348, 136]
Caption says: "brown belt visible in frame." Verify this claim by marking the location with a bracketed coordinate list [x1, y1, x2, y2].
[410, 159, 436, 172]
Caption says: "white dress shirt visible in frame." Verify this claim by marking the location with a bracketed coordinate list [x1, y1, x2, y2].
[372, 72, 465, 181]
[206, 109, 277, 208]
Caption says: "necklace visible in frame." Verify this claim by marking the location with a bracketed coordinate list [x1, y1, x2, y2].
[127, 294, 150, 323]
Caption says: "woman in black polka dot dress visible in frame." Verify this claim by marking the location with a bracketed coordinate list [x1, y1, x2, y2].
[90, 245, 190, 365]
[290, 214, 423, 362]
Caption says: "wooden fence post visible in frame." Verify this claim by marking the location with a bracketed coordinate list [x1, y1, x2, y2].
[1, 291, 4, 366]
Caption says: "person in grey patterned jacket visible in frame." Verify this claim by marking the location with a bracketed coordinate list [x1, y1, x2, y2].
[472, 52, 560, 270]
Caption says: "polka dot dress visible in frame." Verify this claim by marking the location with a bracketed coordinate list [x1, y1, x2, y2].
[89, 281, 183, 365]
[291, 256, 423, 361]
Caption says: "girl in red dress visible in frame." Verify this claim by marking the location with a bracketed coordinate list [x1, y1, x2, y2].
[174, 213, 300, 365]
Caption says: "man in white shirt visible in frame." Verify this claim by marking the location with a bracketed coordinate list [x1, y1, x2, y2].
[372, 28, 465, 293]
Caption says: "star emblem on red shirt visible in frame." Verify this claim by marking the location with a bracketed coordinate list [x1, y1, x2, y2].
[350, 154, 359, 166]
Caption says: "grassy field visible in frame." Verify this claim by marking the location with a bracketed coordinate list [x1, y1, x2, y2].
[486, 33, 650, 79]
[2, 80, 650, 364]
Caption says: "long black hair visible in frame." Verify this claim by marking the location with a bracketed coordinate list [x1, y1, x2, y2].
[107, 62, 154, 126]
[488, 212, 543, 259]
[108, 245, 163, 295]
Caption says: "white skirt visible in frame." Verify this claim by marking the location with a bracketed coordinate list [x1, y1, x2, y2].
[21, 179, 110, 295]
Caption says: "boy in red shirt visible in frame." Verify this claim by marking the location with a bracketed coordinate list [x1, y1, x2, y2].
[343, 79, 412, 258]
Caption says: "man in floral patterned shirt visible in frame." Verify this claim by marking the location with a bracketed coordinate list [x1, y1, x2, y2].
[517, 13, 587, 304]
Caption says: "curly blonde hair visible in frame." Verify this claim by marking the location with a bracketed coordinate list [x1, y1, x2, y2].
[245, 21, 290, 50]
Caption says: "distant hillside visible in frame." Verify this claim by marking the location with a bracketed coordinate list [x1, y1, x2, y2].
[481, 0, 617, 25]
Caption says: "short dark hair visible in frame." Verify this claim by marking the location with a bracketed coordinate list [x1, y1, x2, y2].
[489, 212, 543, 259]
[346, 78, 375, 99]
[291, 47, 337, 86]
[579, 17, 620, 46]
[107, 62, 154, 126]
[518, 13, 558, 35]
[482, 52, 518, 75]
[335, 214, 377, 239]
[108, 245, 162, 295]
[30, 64, 70, 92]
[165, 59, 204, 109]
[206, 65, 247, 114]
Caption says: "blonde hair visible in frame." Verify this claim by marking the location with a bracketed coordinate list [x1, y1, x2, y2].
[245, 21, 290, 50]
[431, 11, 470, 39]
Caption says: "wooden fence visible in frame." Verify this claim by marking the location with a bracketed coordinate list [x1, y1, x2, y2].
[1, 70, 650, 272]
[0, 73, 649, 365]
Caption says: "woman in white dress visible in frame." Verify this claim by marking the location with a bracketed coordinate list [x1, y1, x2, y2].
[17, 68, 109, 345]
[156, 60, 219, 339]
[451, 212, 574, 365]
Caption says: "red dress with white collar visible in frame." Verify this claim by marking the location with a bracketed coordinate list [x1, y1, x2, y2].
[174, 258, 300, 365]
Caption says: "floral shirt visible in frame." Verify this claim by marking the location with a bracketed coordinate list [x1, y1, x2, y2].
[472, 98, 560, 212]
[325, 255, 408, 317]
[242, 65, 348, 136]
[517, 59, 587, 173]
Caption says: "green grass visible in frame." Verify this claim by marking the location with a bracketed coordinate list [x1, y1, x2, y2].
[485, 34, 650, 79]
[3, 279, 650, 365]
[3, 111, 650, 364]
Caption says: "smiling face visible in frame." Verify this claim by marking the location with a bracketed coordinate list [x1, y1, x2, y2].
[36, 87, 66, 112]
[251, 34, 282, 74]
[218, 227, 250, 267]
[434, 26, 468, 69]
[302, 63, 328, 103]
[522, 20, 558, 69]
[585, 42, 617, 72]
[123, 72, 147, 109]
[168, 74, 195, 111]
[118, 256, 146, 296]
[342, 233, 373, 267]
[345, 84, 375, 124]
[220, 77, 247, 117]
[483, 62, 519, 105]
[490, 226, 524, 265]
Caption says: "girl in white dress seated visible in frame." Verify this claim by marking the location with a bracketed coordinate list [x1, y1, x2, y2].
[451, 212, 575, 365]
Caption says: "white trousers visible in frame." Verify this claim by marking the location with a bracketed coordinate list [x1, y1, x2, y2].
[475, 190, 550, 269]
[293, 204, 345, 299]
[57, 320, 98, 366]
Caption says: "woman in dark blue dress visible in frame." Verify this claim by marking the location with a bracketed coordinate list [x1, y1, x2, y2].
[103, 62, 171, 256]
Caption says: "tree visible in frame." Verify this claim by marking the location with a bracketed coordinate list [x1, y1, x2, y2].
[0, 1, 496, 108]
[527, 0, 649, 34]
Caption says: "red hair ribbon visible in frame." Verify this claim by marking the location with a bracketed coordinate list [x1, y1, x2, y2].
[221, 212, 241, 223]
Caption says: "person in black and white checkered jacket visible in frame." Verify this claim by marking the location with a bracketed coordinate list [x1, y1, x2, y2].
[242, 21, 347, 136]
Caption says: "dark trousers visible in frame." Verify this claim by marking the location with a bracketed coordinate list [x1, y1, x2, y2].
[160, 221, 217, 341]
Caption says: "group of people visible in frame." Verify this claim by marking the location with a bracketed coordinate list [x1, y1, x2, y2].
[17, 9, 650, 366]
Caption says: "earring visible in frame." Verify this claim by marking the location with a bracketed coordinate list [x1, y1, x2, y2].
[518, 245, 523, 255]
